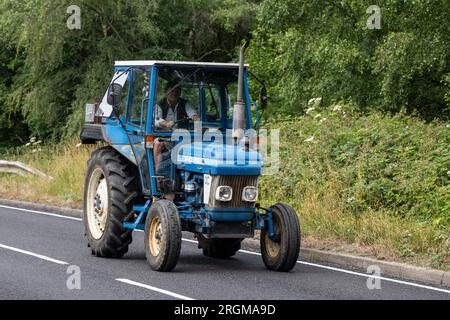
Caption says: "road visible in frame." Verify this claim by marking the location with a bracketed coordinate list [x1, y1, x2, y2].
[0, 204, 449, 300]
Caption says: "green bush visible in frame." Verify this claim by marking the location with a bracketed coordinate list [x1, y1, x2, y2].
[261, 104, 450, 228]
[248, 0, 450, 120]
[258, 105, 449, 266]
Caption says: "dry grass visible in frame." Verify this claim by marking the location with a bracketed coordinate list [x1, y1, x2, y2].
[258, 175, 449, 270]
[257, 109, 449, 270]
[0, 141, 94, 209]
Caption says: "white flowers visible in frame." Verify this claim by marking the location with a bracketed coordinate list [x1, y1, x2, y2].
[306, 97, 322, 115]
[333, 105, 343, 112]
[23, 137, 43, 153]
[308, 97, 322, 106]
[306, 107, 315, 114]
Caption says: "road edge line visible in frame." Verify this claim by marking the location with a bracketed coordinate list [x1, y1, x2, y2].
[116, 278, 195, 300]
[0, 243, 69, 265]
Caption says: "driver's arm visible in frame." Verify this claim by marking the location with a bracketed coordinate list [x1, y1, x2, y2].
[155, 104, 175, 128]
[185, 102, 200, 122]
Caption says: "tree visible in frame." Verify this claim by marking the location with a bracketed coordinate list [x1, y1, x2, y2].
[248, 0, 450, 120]
[0, 0, 259, 143]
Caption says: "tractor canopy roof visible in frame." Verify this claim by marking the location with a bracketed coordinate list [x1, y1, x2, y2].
[115, 60, 249, 69]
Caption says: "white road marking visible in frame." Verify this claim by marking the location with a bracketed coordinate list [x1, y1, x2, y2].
[2, 204, 450, 294]
[0, 243, 69, 265]
[0, 204, 82, 221]
[181, 238, 198, 244]
[298, 260, 450, 294]
[116, 278, 194, 300]
[238, 250, 450, 295]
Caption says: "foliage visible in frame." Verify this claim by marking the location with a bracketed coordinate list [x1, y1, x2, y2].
[0, 0, 258, 145]
[259, 106, 449, 266]
[1, 1, 449, 146]
[248, 0, 450, 120]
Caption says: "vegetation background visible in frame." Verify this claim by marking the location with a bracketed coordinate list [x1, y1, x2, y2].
[0, 0, 449, 268]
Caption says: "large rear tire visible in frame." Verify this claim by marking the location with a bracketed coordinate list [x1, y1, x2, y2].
[198, 235, 243, 259]
[83, 147, 138, 258]
[145, 200, 182, 272]
[261, 203, 301, 272]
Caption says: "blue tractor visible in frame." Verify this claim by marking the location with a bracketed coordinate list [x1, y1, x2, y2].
[80, 41, 301, 272]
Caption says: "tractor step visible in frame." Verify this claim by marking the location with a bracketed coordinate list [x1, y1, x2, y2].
[123, 200, 151, 230]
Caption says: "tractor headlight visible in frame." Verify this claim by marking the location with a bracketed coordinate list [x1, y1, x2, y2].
[242, 187, 258, 202]
[215, 186, 233, 202]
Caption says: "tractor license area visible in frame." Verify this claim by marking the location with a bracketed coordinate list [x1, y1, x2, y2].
[174, 304, 276, 318]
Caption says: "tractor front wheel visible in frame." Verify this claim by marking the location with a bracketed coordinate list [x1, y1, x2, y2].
[261, 203, 301, 272]
[145, 200, 182, 272]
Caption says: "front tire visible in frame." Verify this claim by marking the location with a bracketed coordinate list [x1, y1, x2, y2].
[261, 203, 301, 272]
[145, 200, 182, 272]
[83, 147, 138, 258]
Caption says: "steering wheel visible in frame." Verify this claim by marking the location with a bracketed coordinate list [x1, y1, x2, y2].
[171, 117, 193, 129]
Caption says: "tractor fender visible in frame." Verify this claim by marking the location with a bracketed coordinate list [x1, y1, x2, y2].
[80, 124, 111, 145]
[81, 124, 142, 166]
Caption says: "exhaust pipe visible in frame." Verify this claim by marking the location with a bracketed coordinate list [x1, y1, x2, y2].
[232, 39, 251, 141]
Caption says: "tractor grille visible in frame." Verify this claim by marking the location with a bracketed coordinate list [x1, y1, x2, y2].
[208, 175, 259, 209]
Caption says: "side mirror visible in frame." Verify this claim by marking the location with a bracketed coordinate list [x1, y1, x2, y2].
[107, 83, 123, 107]
[259, 86, 268, 110]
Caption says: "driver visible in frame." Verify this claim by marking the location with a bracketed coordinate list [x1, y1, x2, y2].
[155, 81, 200, 129]
[153, 81, 199, 182]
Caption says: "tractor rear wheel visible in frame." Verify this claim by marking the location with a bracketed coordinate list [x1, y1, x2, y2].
[83, 147, 138, 258]
[145, 200, 182, 272]
[261, 203, 301, 272]
[198, 235, 243, 259]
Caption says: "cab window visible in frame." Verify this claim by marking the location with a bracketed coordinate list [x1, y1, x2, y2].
[127, 69, 149, 128]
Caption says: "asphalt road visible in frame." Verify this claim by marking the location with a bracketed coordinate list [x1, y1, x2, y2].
[0, 204, 449, 300]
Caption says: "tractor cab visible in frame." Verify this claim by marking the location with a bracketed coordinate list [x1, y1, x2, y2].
[83, 61, 262, 197]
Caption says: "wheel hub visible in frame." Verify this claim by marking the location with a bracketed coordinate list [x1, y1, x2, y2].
[86, 168, 109, 240]
[265, 218, 281, 258]
[149, 217, 162, 256]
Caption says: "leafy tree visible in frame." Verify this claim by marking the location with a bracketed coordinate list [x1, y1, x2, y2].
[0, 0, 259, 143]
[248, 0, 450, 120]
[0, 0, 448, 146]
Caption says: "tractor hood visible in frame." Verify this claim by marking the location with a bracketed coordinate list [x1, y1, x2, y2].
[176, 142, 263, 176]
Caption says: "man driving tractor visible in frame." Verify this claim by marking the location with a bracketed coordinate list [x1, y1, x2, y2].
[154, 81, 200, 177]
[155, 80, 200, 129]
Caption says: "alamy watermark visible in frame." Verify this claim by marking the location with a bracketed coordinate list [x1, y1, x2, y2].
[366, 265, 382, 290]
[367, 5, 381, 30]
[167, 122, 280, 176]
[66, 265, 81, 290]
[67, 5, 81, 30]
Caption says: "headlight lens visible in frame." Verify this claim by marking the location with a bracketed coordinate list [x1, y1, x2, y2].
[215, 186, 233, 202]
[242, 187, 258, 202]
